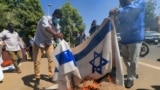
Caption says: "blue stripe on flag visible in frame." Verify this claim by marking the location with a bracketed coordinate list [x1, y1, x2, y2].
[55, 50, 76, 66]
[74, 20, 112, 61]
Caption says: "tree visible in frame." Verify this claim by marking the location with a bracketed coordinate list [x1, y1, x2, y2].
[0, 3, 9, 29]
[0, 0, 24, 30]
[15, 0, 43, 38]
[0, 0, 43, 45]
[145, 0, 156, 30]
[60, 2, 85, 46]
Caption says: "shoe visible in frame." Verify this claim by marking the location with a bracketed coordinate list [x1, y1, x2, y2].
[125, 79, 134, 88]
[49, 77, 53, 82]
[0, 81, 3, 83]
[17, 69, 22, 74]
[136, 74, 139, 79]
[48, 77, 57, 83]
[34, 78, 40, 87]
[124, 74, 138, 79]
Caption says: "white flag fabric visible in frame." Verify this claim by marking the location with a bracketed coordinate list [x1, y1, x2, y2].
[0, 57, 4, 81]
[72, 18, 124, 86]
[0, 44, 4, 81]
[53, 39, 81, 90]
[53, 18, 124, 89]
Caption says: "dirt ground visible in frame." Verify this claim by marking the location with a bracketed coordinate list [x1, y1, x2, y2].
[0, 58, 130, 90]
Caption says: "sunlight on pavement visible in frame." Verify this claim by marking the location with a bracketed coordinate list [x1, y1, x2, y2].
[139, 61, 160, 70]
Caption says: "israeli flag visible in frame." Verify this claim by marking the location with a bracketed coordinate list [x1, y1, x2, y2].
[53, 40, 81, 90]
[72, 18, 124, 86]
[53, 18, 124, 90]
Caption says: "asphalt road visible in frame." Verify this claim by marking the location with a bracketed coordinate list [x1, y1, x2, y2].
[128, 44, 160, 90]
[142, 44, 160, 61]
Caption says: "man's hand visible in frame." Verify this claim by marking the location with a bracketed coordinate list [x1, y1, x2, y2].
[2, 41, 6, 46]
[109, 8, 119, 22]
[109, 8, 118, 17]
[56, 33, 63, 39]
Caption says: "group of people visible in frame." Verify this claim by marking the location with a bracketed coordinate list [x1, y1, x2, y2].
[0, 0, 145, 89]
[0, 9, 63, 89]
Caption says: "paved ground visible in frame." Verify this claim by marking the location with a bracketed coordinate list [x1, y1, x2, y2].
[0, 57, 160, 90]
[130, 58, 160, 90]
[0, 59, 57, 90]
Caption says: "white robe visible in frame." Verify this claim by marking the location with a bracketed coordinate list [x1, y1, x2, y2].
[0, 43, 4, 81]
[0, 56, 4, 81]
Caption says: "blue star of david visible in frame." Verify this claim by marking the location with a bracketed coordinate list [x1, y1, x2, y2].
[89, 51, 109, 74]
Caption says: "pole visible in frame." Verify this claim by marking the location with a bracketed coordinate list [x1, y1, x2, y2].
[48, 3, 52, 16]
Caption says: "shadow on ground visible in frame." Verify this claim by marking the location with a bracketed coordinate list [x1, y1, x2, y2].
[22, 74, 35, 88]
[22, 74, 55, 90]
[136, 85, 160, 90]
[3, 69, 16, 73]
[157, 58, 160, 62]
[151, 85, 160, 90]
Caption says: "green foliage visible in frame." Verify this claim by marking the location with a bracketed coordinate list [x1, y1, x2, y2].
[60, 2, 85, 45]
[0, 3, 8, 29]
[0, 0, 43, 45]
[145, 0, 156, 29]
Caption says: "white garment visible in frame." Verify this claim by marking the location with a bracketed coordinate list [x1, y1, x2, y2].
[56, 24, 61, 33]
[34, 16, 55, 48]
[29, 37, 34, 47]
[0, 57, 4, 81]
[0, 30, 21, 51]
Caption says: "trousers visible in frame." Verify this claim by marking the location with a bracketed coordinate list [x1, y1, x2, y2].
[7, 50, 22, 70]
[121, 42, 142, 80]
[33, 43, 55, 78]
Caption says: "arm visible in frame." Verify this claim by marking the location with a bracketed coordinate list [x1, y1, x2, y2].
[0, 30, 6, 46]
[45, 27, 62, 39]
[17, 35, 25, 48]
[42, 16, 63, 39]
[0, 30, 5, 41]
[109, 0, 145, 17]
[118, 0, 145, 14]
[133, 0, 145, 8]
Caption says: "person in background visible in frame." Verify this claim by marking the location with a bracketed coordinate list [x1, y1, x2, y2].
[19, 37, 26, 62]
[33, 9, 63, 88]
[80, 32, 86, 43]
[29, 36, 34, 60]
[89, 20, 99, 36]
[0, 23, 23, 74]
[109, 0, 145, 88]
[74, 31, 81, 47]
